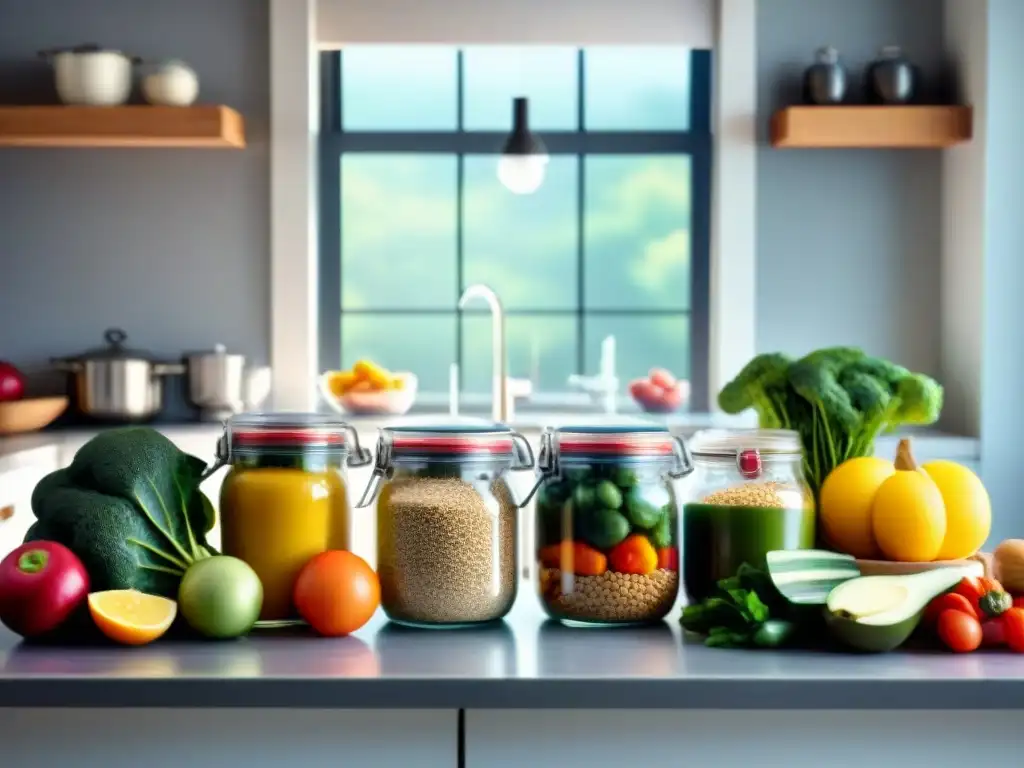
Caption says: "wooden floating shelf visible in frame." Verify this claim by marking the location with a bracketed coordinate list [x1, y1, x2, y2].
[770, 106, 973, 149]
[0, 105, 245, 148]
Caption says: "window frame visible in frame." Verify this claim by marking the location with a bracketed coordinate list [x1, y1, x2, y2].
[317, 48, 713, 410]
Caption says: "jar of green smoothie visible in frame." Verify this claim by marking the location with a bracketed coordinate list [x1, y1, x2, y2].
[681, 429, 815, 604]
[521, 425, 694, 626]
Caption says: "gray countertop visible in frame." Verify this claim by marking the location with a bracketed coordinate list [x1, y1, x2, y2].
[1, 598, 1022, 710]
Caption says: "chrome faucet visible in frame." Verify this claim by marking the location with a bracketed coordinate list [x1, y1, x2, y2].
[568, 334, 619, 414]
[458, 284, 510, 423]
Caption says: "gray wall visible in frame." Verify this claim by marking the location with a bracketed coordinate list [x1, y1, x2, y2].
[0, 0, 270, 389]
[0, 0, 954, 413]
[979, 0, 1024, 543]
[756, 0, 945, 381]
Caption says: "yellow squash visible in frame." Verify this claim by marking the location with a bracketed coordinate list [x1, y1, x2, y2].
[871, 440, 946, 562]
[819, 456, 895, 558]
[819, 438, 990, 563]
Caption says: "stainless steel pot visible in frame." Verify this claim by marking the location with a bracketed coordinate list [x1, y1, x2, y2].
[184, 344, 272, 422]
[38, 44, 141, 106]
[52, 328, 185, 422]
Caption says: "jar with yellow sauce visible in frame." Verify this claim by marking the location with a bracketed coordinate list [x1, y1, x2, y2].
[214, 413, 371, 626]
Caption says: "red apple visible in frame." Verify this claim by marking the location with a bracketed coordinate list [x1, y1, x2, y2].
[648, 368, 676, 391]
[0, 542, 89, 638]
[0, 361, 25, 402]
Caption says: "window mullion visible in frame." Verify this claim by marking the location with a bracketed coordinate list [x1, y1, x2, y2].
[575, 48, 586, 377]
[455, 50, 465, 393]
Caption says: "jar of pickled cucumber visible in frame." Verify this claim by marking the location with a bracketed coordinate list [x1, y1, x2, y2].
[523, 425, 694, 626]
[681, 428, 815, 604]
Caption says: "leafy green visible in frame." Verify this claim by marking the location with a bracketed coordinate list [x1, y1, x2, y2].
[717, 347, 943, 496]
[680, 563, 803, 649]
[26, 427, 217, 598]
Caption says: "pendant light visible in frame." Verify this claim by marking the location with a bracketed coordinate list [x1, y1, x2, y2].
[497, 97, 549, 195]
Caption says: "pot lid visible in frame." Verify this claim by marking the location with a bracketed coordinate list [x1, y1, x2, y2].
[688, 428, 803, 456]
[65, 328, 161, 362]
[38, 44, 135, 57]
[184, 343, 244, 358]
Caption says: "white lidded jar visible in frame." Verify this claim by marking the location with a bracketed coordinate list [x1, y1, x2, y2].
[141, 59, 200, 106]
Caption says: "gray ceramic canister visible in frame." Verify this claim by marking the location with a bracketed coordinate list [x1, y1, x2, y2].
[803, 46, 847, 105]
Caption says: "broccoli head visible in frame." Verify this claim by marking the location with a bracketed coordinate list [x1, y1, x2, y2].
[717, 352, 792, 427]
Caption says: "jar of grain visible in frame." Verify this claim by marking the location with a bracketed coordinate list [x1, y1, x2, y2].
[355, 424, 535, 628]
[681, 428, 815, 604]
[214, 412, 372, 626]
[523, 425, 694, 626]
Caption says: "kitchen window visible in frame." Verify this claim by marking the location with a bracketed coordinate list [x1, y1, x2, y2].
[318, 46, 712, 411]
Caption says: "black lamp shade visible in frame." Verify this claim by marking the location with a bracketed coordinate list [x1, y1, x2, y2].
[501, 97, 546, 156]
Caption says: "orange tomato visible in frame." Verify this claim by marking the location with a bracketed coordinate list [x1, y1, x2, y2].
[538, 541, 606, 576]
[293, 551, 380, 637]
[608, 535, 658, 575]
[936, 609, 982, 653]
[923, 592, 976, 625]
[1000, 607, 1024, 652]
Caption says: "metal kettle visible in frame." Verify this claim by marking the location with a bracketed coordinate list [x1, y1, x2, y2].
[183, 344, 272, 421]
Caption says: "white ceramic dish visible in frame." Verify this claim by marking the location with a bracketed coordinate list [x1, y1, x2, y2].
[318, 371, 418, 416]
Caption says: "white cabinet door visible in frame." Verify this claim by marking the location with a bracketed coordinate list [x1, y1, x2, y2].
[3, 709, 457, 768]
[466, 711, 1019, 766]
[0, 451, 60, 557]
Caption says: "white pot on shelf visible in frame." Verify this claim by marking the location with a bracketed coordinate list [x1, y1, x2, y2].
[39, 45, 137, 106]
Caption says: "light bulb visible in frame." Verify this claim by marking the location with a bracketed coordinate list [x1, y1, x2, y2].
[497, 153, 549, 195]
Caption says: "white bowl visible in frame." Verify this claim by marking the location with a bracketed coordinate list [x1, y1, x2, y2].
[319, 371, 418, 416]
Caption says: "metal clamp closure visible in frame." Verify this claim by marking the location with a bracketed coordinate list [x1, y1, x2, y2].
[517, 429, 558, 508]
[668, 435, 695, 479]
[355, 431, 392, 508]
[345, 424, 372, 468]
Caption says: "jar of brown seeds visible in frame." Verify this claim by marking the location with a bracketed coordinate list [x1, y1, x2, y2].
[355, 423, 535, 628]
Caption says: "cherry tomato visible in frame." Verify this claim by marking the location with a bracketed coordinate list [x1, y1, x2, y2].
[981, 618, 1007, 648]
[954, 576, 1003, 619]
[293, 551, 380, 637]
[1000, 607, 1024, 653]
[1012, 595, 1024, 611]
[936, 608, 982, 653]
[923, 592, 976, 625]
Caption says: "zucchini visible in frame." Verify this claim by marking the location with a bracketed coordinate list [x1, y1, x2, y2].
[766, 549, 860, 606]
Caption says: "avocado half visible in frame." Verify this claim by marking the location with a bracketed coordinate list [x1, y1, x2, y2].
[824, 567, 975, 652]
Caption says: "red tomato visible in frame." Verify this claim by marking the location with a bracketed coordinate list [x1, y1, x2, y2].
[293, 551, 380, 637]
[924, 592, 976, 625]
[1013, 595, 1024, 610]
[648, 368, 677, 391]
[982, 618, 1007, 648]
[1001, 607, 1024, 652]
[656, 547, 679, 571]
[937, 609, 982, 653]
